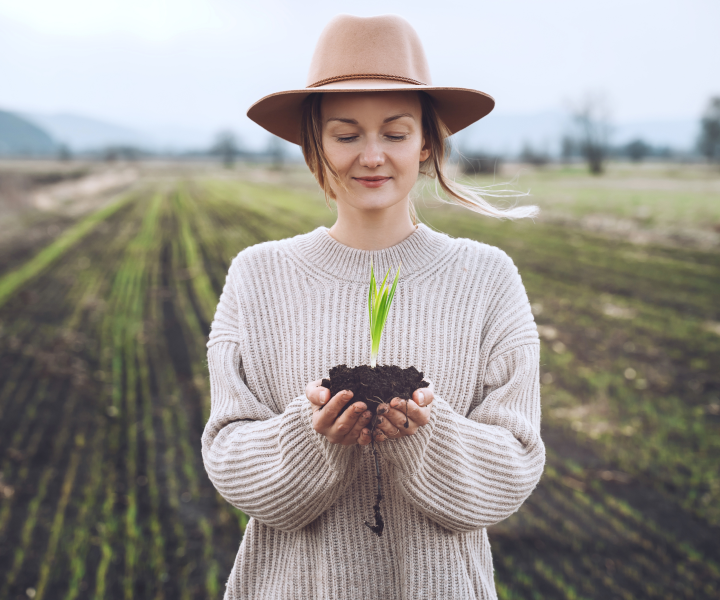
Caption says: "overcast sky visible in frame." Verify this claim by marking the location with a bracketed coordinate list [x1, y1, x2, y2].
[1, 0, 718, 147]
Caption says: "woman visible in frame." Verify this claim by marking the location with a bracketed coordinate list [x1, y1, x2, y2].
[202, 14, 545, 600]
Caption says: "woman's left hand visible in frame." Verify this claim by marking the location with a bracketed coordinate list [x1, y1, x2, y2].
[374, 379, 435, 442]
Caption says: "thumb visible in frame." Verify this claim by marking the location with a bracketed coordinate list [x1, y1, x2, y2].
[308, 385, 330, 407]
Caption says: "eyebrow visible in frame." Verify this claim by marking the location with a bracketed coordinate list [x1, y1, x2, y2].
[383, 113, 414, 123]
[325, 113, 416, 125]
[326, 117, 358, 124]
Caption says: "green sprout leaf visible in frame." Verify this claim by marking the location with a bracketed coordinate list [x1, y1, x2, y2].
[368, 259, 401, 368]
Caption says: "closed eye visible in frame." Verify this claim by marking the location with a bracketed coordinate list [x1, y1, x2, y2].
[385, 135, 408, 141]
[336, 136, 358, 143]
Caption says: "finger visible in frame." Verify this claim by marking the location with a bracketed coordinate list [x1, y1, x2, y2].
[372, 428, 388, 442]
[330, 401, 368, 441]
[378, 398, 411, 437]
[307, 385, 330, 408]
[305, 379, 323, 397]
[387, 398, 431, 429]
[403, 399, 430, 427]
[388, 398, 430, 433]
[313, 390, 354, 429]
[345, 410, 372, 443]
[413, 387, 433, 408]
[305, 379, 323, 395]
[358, 427, 373, 446]
[375, 414, 411, 437]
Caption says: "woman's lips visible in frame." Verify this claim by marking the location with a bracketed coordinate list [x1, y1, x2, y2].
[354, 177, 391, 188]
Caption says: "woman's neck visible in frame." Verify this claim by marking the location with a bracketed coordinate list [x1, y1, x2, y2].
[327, 196, 417, 251]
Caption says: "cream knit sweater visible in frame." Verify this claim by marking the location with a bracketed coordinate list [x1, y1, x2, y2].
[202, 223, 545, 600]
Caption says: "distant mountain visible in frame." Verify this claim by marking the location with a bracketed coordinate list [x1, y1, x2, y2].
[22, 113, 152, 152]
[19, 112, 215, 153]
[0, 110, 57, 156]
[4, 107, 700, 158]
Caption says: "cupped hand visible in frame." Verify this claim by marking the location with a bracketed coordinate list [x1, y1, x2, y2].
[373, 378, 435, 442]
[305, 380, 373, 446]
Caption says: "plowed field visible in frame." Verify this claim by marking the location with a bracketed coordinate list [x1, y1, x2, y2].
[0, 172, 718, 599]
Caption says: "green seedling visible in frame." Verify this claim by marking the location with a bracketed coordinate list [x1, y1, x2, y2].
[368, 259, 401, 368]
[363, 259, 401, 537]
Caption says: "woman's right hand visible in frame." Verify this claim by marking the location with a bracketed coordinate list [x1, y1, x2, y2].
[305, 380, 373, 446]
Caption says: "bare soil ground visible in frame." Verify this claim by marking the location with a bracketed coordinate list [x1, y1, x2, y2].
[0, 162, 717, 599]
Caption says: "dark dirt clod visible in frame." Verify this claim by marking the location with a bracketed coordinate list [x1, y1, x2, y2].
[320, 363, 429, 417]
[320, 363, 429, 537]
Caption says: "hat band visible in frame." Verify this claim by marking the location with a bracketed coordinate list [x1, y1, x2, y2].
[308, 73, 426, 88]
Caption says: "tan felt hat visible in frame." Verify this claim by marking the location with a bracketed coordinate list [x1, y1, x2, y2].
[247, 14, 495, 145]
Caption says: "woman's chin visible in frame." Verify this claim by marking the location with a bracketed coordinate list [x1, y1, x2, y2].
[342, 187, 409, 212]
[350, 197, 405, 212]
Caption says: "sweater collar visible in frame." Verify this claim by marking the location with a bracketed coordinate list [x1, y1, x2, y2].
[287, 223, 451, 283]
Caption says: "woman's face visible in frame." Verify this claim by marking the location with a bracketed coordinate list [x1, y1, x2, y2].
[321, 91, 430, 211]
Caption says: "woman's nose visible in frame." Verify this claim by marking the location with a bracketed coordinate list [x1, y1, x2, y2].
[358, 140, 385, 168]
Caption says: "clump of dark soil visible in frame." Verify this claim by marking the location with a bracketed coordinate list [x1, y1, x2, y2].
[321, 363, 429, 537]
[321, 364, 429, 417]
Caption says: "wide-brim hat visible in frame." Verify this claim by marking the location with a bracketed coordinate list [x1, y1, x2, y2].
[247, 14, 495, 145]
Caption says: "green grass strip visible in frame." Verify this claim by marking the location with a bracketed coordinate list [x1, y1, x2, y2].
[63, 422, 107, 600]
[34, 434, 85, 600]
[0, 382, 52, 536]
[0, 390, 80, 597]
[0, 192, 134, 309]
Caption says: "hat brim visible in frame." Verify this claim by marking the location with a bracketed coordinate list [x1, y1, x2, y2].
[246, 79, 495, 145]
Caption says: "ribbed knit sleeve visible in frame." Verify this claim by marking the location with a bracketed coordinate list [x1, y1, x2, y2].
[378, 251, 545, 533]
[201, 262, 360, 532]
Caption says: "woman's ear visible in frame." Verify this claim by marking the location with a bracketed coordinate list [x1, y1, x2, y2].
[419, 135, 431, 163]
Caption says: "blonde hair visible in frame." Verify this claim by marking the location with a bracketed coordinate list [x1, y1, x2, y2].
[299, 91, 537, 224]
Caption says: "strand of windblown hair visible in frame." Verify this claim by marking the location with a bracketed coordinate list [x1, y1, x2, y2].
[426, 170, 539, 220]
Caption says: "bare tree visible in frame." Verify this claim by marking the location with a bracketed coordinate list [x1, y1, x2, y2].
[698, 96, 720, 164]
[626, 139, 651, 162]
[560, 135, 577, 164]
[460, 152, 503, 175]
[570, 93, 612, 175]
[57, 143, 73, 162]
[211, 130, 240, 168]
[267, 136, 286, 170]
[519, 142, 550, 167]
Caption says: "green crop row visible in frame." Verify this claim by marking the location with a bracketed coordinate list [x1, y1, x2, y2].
[0, 174, 717, 598]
